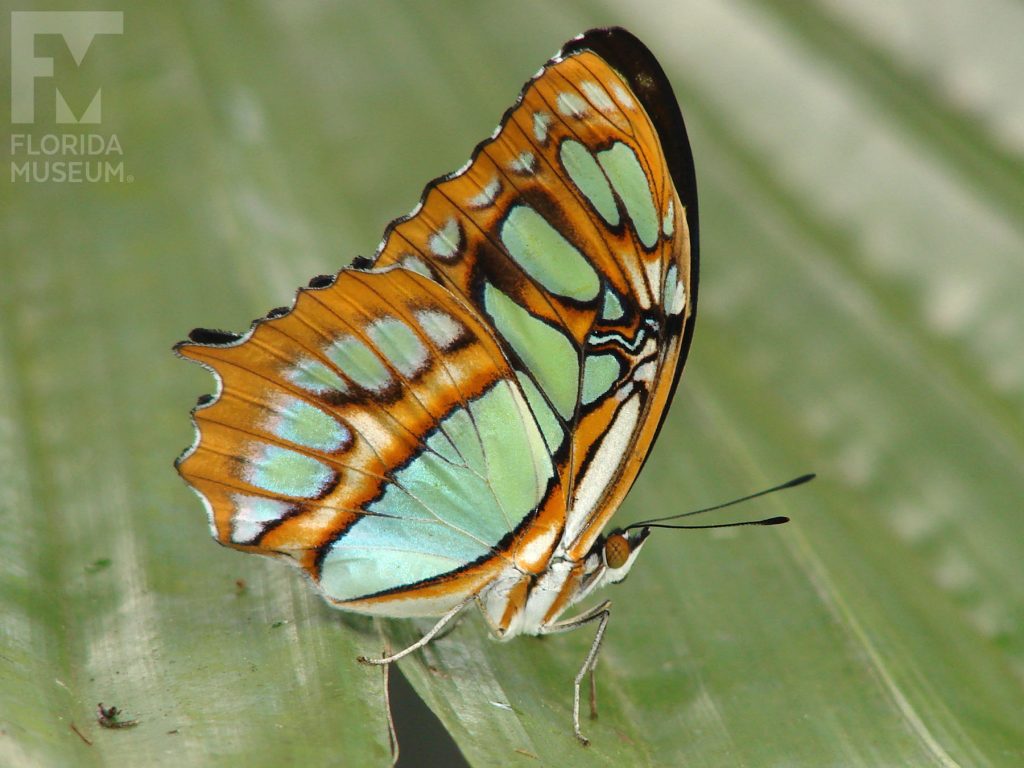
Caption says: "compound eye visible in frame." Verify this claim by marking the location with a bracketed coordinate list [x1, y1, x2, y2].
[604, 533, 630, 569]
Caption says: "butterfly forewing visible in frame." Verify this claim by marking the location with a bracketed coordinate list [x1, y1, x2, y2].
[176, 28, 696, 615]
[373, 41, 695, 560]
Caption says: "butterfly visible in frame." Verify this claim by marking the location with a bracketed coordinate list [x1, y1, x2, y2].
[176, 26, 699, 745]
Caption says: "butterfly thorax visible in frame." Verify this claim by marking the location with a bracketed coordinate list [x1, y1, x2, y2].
[482, 527, 650, 639]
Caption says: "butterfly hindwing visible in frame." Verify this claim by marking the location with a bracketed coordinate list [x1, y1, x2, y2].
[176, 268, 567, 614]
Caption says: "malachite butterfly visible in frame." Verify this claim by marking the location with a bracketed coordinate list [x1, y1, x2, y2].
[176, 27, 699, 744]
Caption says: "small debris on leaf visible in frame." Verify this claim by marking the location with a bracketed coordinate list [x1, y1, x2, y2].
[96, 703, 138, 730]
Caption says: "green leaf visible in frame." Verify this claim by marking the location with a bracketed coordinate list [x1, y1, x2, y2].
[2, 2, 1022, 766]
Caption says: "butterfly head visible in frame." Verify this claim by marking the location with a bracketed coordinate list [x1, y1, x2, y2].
[598, 527, 651, 584]
[588, 474, 815, 590]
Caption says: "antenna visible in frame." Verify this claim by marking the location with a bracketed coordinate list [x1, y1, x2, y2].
[622, 473, 814, 532]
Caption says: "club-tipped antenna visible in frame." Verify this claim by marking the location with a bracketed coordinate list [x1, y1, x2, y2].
[623, 473, 814, 532]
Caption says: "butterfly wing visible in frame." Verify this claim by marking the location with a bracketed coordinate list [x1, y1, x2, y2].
[176, 27, 697, 614]
[372, 27, 698, 560]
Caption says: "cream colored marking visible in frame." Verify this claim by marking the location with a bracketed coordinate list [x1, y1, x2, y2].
[513, 523, 560, 571]
[662, 199, 675, 237]
[428, 217, 461, 260]
[509, 151, 537, 175]
[469, 177, 501, 208]
[612, 83, 636, 110]
[400, 254, 432, 278]
[672, 282, 687, 316]
[643, 257, 662, 304]
[633, 361, 656, 384]
[533, 111, 552, 143]
[556, 92, 587, 119]
[620, 253, 652, 309]
[614, 381, 635, 402]
[567, 394, 641, 545]
[230, 494, 291, 543]
[342, 410, 391, 454]
[581, 80, 616, 112]
[414, 308, 464, 350]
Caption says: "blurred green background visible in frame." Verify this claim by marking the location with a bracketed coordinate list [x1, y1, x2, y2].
[2, 1, 1022, 766]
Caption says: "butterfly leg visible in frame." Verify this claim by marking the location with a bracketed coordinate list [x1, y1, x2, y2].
[589, 657, 599, 719]
[541, 599, 612, 746]
[358, 597, 472, 665]
[378, 638, 400, 767]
